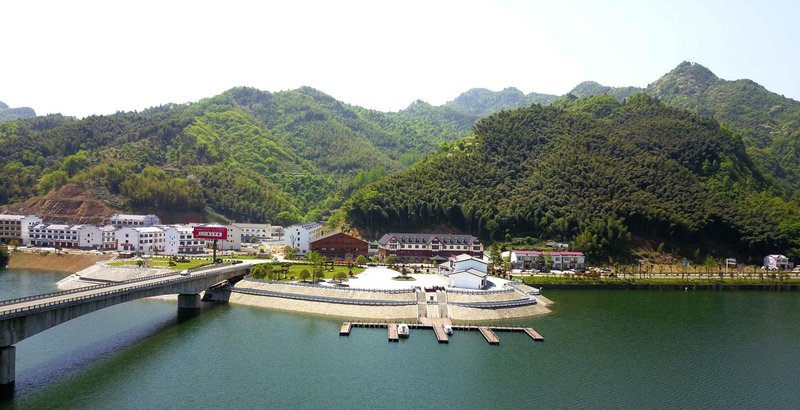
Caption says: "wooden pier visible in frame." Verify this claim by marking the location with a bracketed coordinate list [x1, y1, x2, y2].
[478, 327, 499, 345]
[432, 323, 449, 343]
[524, 327, 544, 341]
[341, 322, 544, 345]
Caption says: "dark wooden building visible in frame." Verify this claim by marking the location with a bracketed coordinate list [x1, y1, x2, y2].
[310, 231, 368, 260]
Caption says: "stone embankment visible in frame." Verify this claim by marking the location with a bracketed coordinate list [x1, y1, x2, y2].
[8, 251, 112, 273]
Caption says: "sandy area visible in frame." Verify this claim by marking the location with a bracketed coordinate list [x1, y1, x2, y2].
[9, 251, 113, 273]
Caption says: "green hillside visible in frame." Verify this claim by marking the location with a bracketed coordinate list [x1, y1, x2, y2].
[646, 61, 800, 190]
[0, 87, 471, 224]
[343, 95, 800, 262]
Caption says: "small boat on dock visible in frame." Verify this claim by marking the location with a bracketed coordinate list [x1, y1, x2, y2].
[443, 324, 453, 335]
[397, 323, 410, 338]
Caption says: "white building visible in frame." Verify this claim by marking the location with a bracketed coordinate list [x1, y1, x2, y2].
[163, 225, 206, 255]
[117, 226, 165, 255]
[75, 225, 103, 249]
[0, 214, 42, 245]
[763, 254, 792, 270]
[100, 225, 117, 250]
[439, 253, 488, 275]
[233, 223, 284, 243]
[447, 268, 488, 290]
[284, 222, 323, 255]
[110, 214, 161, 227]
[510, 251, 586, 271]
[29, 224, 77, 248]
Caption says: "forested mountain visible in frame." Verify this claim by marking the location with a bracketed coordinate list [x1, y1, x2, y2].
[646, 62, 800, 192]
[0, 87, 472, 224]
[442, 87, 558, 118]
[343, 95, 800, 262]
[568, 81, 642, 102]
[0, 101, 36, 121]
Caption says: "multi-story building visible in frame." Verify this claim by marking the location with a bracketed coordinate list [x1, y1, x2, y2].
[0, 214, 42, 245]
[110, 214, 161, 227]
[116, 226, 165, 254]
[233, 223, 284, 243]
[284, 222, 324, 255]
[29, 224, 78, 248]
[75, 225, 103, 249]
[510, 250, 585, 271]
[309, 232, 368, 260]
[100, 225, 117, 250]
[377, 233, 483, 262]
[163, 225, 206, 255]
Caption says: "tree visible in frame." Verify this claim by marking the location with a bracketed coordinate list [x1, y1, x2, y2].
[284, 246, 297, 260]
[489, 245, 503, 273]
[355, 255, 367, 266]
[0, 246, 9, 269]
[345, 255, 353, 267]
[544, 253, 554, 272]
[535, 254, 546, 271]
[307, 251, 325, 282]
[703, 255, 716, 280]
[299, 268, 311, 282]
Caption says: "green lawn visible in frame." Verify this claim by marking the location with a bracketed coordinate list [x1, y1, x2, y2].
[255, 263, 365, 280]
[108, 257, 212, 271]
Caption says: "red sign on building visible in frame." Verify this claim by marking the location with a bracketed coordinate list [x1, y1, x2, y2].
[193, 226, 228, 240]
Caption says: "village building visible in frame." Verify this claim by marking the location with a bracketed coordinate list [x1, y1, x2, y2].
[116, 226, 165, 255]
[110, 214, 161, 227]
[510, 250, 586, 270]
[309, 231, 368, 260]
[438, 254, 490, 290]
[0, 214, 42, 245]
[763, 254, 792, 270]
[163, 225, 206, 255]
[75, 225, 103, 249]
[377, 233, 483, 262]
[232, 223, 284, 243]
[284, 222, 324, 255]
[100, 225, 117, 250]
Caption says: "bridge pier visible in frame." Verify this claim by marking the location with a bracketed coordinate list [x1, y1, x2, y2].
[177, 294, 202, 309]
[0, 346, 14, 398]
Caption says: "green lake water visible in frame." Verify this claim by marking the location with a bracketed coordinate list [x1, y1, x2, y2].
[1, 269, 799, 409]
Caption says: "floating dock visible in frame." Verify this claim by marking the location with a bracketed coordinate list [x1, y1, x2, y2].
[432, 323, 449, 343]
[478, 327, 499, 345]
[342, 322, 544, 344]
[524, 327, 544, 341]
[387, 324, 399, 342]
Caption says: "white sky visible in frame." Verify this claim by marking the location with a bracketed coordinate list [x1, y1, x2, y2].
[2, 0, 798, 118]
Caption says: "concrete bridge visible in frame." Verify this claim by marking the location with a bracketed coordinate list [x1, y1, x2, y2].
[0, 261, 255, 394]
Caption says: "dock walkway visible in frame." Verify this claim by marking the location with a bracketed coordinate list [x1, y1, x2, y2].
[343, 321, 543, 345]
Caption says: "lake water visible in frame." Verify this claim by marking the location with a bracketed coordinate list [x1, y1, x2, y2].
[1, 268, 799, 409]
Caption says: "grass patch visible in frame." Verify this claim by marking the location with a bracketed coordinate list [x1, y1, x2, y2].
[267, 263, 365, 280]
[108, 257, 211, 270]
[392, 275, 416, 281]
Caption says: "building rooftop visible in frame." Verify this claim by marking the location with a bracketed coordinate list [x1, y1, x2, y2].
[377, 233, 480, 246]
[449, 268, 488, 278]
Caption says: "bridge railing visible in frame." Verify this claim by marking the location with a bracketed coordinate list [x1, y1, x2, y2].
[0, 264, 251, 320]
[450, 298, 537, 309]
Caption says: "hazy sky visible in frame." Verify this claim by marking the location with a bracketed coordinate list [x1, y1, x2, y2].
[3, 0, 798, 118]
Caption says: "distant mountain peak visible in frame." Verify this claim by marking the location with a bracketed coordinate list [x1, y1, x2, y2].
[649, 61, 720, 97]
[0, 100, 36, 121]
